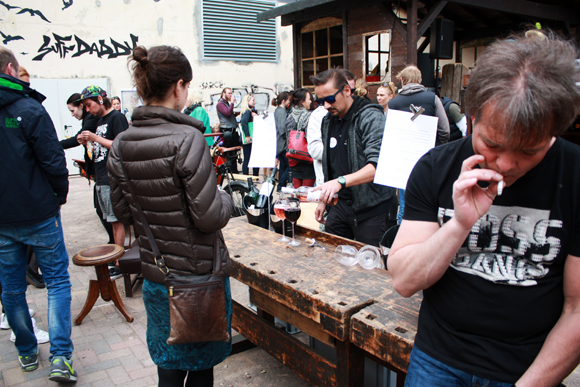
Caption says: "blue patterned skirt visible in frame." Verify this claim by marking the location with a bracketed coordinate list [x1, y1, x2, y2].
[142, 278, 233, 370]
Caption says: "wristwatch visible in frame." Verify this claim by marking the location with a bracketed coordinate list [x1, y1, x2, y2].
[337, 176, 347, 190]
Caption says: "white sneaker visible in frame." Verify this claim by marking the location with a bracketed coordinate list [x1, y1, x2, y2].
[0, 313, 8, 330]
[1, 309, 35, 330]
[10, 318, 49, 344]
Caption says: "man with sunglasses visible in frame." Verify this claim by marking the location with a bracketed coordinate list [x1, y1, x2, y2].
[311, 68, 396, 246]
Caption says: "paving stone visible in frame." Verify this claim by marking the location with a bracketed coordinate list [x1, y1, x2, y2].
[83, 359, 121, 375]
[104, 366, 131, 385]
[90, 339, 112, 355]
[97, 348, 132, 363]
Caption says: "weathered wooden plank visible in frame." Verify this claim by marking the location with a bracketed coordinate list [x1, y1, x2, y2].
[232, 300, 339, 387]
[250, 288, 337, 347]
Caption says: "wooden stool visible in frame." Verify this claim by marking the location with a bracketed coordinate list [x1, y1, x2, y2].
[73, 244, 134, 325]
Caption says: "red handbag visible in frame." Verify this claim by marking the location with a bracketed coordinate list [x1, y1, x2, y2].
[286, 128, 313, 165]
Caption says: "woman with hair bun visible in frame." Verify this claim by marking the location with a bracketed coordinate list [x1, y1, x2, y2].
[107, 45, 234, 387]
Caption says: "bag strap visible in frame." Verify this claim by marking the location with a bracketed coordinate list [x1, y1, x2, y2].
[117, 144, 222, 277]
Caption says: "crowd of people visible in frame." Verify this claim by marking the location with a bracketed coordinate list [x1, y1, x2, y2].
[1, 27, 580, 387]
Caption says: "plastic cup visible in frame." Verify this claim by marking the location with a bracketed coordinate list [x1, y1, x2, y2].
[334, 245, 358, 266]
[357, 245, 382, 270]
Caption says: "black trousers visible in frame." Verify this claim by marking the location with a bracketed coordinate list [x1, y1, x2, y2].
[325, 197, 394, 247]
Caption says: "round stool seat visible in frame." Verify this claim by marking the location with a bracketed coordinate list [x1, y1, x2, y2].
[73, 244, 124, 267]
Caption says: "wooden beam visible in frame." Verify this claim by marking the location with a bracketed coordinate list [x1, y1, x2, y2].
[378, 2, 407, 43]
[232, 301, 339, 387]
[280, 0, 385, 26]
[258, 0, 335, 22]
[407, 0, 418, 65]
[342, 10, 349, 70]
[417, 1, 448, 38]
[445, 0, 580, 24]
[418, 34, 430, 53]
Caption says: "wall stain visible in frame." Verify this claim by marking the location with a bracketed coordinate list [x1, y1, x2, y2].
[157, 18, 163, 36]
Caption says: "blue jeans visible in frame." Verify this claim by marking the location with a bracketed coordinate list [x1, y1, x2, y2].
[0, 211, 73, 360]
[405, 347, 513, 387]
[397, 189, 405, 224]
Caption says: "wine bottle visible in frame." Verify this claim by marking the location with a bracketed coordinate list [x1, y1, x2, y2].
[246, 177, 259, 206]
[255, 167, 278, 209]
[280, 187, 338, 205]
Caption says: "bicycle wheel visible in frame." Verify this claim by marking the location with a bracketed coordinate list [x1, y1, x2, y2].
[223, 183, 249, 218]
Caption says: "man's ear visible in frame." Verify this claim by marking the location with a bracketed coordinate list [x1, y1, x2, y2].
[5, 63, 18, 78]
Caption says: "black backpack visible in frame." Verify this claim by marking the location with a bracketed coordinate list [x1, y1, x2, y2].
[440, 96, 464, 142]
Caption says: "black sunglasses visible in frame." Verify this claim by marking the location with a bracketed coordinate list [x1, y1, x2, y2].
[315, 85, 344, 105]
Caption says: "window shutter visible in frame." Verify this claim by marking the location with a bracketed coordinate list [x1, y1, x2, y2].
[202, 0, 277, 62]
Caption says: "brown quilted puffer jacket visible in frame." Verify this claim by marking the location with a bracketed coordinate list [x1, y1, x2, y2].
[107, 106, 233, 284]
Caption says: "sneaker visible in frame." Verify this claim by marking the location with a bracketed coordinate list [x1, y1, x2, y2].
[0, 313, 9, 330]
[26, 267, 45, 288]
[19, 351, 39, 372]
[109, 267, 122, 280]
[49, 356, 77, 383]
[1, 309, 34, 330]
[10, 318, 50, 344]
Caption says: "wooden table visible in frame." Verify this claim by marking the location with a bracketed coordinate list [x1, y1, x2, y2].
[72, 244, 134, 325]
[223, 217, 421, 387]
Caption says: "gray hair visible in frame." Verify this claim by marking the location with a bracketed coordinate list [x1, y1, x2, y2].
[465, 30, 580, 149]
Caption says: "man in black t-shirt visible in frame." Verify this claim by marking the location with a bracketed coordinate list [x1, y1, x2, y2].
[310, 68, 396, 246]
[388, 32, 580, 386]
[78, 86, 128, 277]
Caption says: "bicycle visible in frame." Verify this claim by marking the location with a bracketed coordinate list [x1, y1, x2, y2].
[209, 134, 249, 218]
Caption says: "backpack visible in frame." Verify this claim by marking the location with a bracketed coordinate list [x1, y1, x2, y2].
[440, 96, 463, 142]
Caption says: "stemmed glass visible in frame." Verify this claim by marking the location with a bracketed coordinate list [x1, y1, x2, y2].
[284, 198, 302, 247]
[273, 197, 291, 242]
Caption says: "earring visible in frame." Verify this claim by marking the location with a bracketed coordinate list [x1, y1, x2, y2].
[99, 100, 103, 105]
[176, 101, 180, 112]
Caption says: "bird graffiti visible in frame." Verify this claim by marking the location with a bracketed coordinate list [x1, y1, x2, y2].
[0, 31, 24, 45]
[0, 1, 19, 11]
[16, 8, 51, 23]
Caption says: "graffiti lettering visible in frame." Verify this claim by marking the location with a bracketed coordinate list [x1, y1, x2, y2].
[200, 81, 225, 90]
[33, 34, 75, 61]
[33, 33, 138, 61]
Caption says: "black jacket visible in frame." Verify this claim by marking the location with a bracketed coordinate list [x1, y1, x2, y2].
[108, 106, 233, 284]
[0, 74, 68, 226]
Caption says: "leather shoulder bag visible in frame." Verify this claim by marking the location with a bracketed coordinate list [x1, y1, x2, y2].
[118, 144, 230, 345]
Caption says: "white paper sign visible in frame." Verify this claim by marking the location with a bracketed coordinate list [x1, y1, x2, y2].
[248, 113, 277, 168]
[374, 109, 438, 189]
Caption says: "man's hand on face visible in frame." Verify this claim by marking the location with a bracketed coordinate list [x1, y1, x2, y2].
[452, 154, 503, 231]
[311, 179, 342, 204]
[230, 95, 236, 104]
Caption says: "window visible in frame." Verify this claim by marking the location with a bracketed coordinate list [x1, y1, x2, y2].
[301, 18, 343, 87]
[202, 0, 277, 62]
[364, 31, 391, 83]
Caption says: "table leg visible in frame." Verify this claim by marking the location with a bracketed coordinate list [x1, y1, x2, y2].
[74, 280, 100, 325]
[108, 280, 134, 323]
[335, 339, 365, 387]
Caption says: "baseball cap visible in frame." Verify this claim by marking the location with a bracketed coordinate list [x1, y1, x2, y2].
[79, 85, 107, 100]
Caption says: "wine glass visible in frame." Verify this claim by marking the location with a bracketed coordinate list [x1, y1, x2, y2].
[284, 197, 301, 247]
[273, 197, 290, 242]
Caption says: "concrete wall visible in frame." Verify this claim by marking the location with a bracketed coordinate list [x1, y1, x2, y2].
[1, 0, 294, 111]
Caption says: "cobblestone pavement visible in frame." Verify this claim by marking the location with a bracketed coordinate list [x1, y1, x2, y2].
[0, 176, 311, 387]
